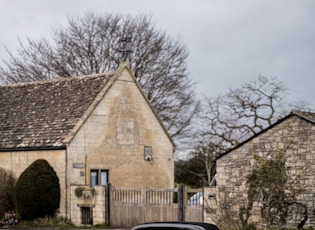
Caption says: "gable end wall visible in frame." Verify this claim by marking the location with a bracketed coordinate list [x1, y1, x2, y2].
[67, 68, 174, 188]
[216, 116, 315, 227]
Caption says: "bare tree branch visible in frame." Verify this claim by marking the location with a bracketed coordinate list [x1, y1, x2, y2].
[202, 76, 290, 149]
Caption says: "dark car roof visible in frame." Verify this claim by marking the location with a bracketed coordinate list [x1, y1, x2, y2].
[131, 222, 220, 230]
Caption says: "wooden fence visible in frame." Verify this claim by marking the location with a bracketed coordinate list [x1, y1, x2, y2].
[108, 185, 203, 228]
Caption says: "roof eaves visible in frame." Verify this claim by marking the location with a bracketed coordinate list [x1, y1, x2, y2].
[0, 145, 66, 152]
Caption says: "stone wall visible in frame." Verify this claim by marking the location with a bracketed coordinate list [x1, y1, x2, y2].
[203, 186, 218, 224]
[0, 67, 174, 226]
[70, 185, 106, 226]
[66, 68, 174, 223]
[66, 68, 174, 189]
[216, 116, 315, 227]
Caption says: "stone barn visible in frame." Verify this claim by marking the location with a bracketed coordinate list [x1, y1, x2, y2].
[215, 110, 315, 228]
[0, 63, 174, 225]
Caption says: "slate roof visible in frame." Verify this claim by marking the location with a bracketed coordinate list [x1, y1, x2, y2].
[0, 72, 116, 150]
[217, 110, 315, 159]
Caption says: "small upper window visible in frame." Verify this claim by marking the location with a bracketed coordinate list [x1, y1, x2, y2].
[90, 170, 98, 188]
[90, 169, 108, 187]
[100, 170, 108, 186]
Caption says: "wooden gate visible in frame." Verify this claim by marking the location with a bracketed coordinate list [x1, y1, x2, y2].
[108, 185, 203, 228]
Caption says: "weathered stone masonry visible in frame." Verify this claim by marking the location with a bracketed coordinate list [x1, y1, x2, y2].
[216, 112, 315, 227]
[0, 63, 175, 226]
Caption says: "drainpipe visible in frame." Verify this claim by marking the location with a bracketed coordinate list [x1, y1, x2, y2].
[65, 148, 68, 220]
[85, 154, 87, 185]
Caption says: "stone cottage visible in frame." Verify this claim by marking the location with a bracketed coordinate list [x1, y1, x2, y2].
[0, 63, 174, 225]
[215, 110, 315, 228]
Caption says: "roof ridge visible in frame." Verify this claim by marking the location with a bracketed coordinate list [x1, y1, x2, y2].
[291, 109, 315, 123]
[291, 109, 315, 115]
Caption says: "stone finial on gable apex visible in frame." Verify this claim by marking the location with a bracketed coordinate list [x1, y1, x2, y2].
[115, 62, 135, 79]
[119, 62, 128, 68]
[117, 62, 129, 72]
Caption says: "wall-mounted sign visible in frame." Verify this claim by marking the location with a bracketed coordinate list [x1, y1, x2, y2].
[73, 163, 85, 168]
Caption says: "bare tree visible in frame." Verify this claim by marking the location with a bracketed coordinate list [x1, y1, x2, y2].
[202, 75, 306, 149]
[0, 13, 200, 146]
[176, 142, 218, 187]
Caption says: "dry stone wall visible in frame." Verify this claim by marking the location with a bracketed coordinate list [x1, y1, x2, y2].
[216, 116, 315, 227]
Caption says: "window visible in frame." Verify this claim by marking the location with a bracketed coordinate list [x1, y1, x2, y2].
[90, 169, 108, 187]
[90, 170, 98, 188]
[100, 170, 108, 185]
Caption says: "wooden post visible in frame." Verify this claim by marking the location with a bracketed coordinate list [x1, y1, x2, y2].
[106, 184, 111, 226]
[178, 184, 185, 221]
[141, 187, 146, 224]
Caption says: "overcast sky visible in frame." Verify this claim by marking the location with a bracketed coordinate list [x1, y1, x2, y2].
[1, 0, 315, 105]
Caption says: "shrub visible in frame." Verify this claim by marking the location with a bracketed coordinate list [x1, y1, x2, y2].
[14, 159, 60, 220]
[212, 197, 243, 230]
[75, 187, 85, 198]
[0, 211, 19, 226]
[0, 168, 16, 217]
